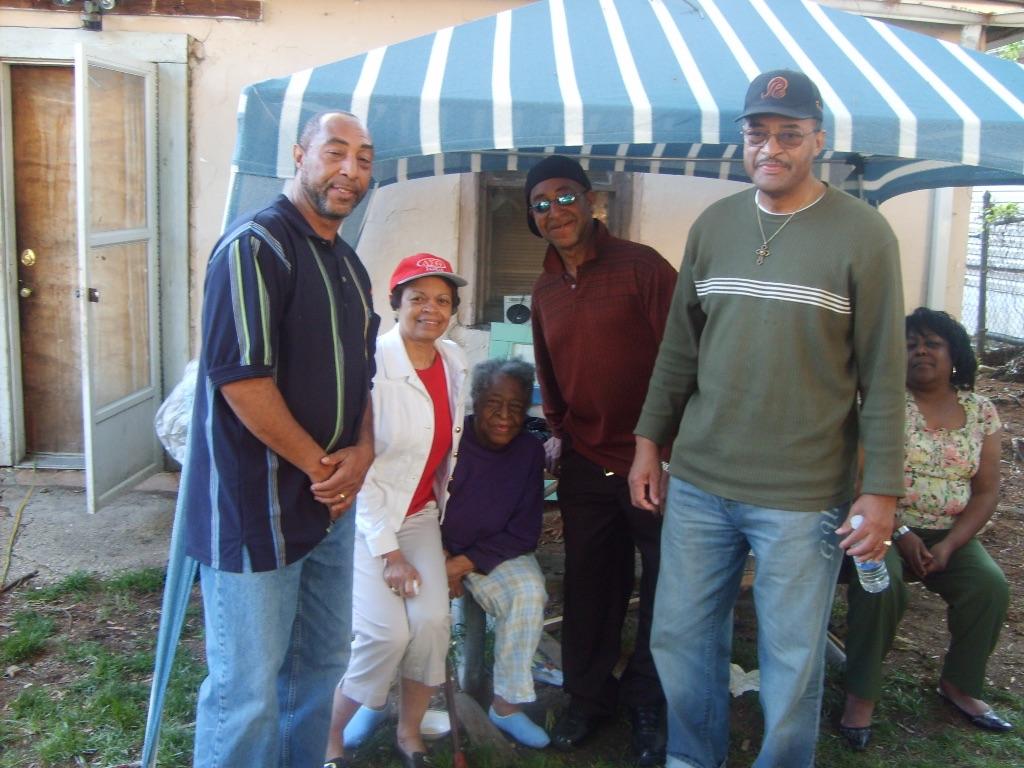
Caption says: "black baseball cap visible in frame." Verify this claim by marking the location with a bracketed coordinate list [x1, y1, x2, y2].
[524, 155, 592, 237]
[736, 69, 823, 122]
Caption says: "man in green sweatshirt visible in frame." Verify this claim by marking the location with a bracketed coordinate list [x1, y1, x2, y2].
[628, 70, 905, 768]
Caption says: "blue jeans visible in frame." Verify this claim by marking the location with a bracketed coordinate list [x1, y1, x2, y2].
[652, 478, 844, 768]
[193, 513, 355, 768]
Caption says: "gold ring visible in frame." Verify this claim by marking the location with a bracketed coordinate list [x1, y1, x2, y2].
[338, 492, 347, 501]
[883, 540, 892, 546]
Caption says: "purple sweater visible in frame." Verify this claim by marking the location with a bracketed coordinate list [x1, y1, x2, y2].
[441, 415, 545, 574]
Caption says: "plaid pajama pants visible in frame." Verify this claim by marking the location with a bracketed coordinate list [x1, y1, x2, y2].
[464, 553, 548, 703]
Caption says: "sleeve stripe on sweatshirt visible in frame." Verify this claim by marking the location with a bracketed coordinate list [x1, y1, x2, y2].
[695, 277, 851, 315]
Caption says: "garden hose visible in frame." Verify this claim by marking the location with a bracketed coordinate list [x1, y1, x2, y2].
[0, 469, 35, 591]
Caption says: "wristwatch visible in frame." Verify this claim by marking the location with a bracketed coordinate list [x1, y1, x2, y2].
[891, 524, 911, 541]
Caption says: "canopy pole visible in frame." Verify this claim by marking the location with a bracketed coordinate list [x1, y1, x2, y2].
[976, 190, 992, 361]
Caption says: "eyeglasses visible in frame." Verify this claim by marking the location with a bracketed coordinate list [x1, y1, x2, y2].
[740, 128, 819, 149]
[529, 192, 579, 214]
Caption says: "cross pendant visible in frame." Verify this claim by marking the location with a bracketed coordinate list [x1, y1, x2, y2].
[755, 244, 769, 265]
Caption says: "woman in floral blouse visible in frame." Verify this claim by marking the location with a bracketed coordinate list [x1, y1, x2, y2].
[839, 308, 1012, 751]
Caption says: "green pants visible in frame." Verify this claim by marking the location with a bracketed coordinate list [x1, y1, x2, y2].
[845, 529, 1009, 701]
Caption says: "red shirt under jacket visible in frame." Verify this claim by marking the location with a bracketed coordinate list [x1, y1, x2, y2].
[407, 354, 452, 516]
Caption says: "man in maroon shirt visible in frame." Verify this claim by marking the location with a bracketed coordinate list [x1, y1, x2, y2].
[525, 156, 677, 764]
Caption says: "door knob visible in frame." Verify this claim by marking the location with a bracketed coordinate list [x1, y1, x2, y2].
[20, 249, 36, 267]
[19, 285, 33, 298]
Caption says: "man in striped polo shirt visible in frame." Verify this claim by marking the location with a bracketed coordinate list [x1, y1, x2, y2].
[527, 155, 677, 764]
[180, 112, 379, 767]
[629, 70, 905, 768]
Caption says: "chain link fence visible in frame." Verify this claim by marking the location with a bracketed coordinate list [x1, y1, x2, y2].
[961, 189, 1024, 353]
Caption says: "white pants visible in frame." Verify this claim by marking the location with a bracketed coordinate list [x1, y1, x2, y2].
[342, 505, 450, 708]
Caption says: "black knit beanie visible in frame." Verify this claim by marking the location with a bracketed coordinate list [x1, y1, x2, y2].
[524, 155, 592, 237]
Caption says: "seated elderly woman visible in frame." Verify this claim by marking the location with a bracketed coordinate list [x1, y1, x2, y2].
[839, 307, 1012, 751]
[325, 253, 468, 768]
[442, 358, 550, 748]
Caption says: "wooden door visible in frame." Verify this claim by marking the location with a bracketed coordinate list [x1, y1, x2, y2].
[11, 65, 83, 459]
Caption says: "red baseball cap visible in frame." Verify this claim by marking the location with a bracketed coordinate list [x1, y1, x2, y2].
[389, 253, 467, 293]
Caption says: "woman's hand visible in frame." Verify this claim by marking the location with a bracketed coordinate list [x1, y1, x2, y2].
[920, 429, 1001, 576]
[382, 550, 422, 598]
[445, 554, 475, 599]
[925, 538, 955, 574]
[896, 531, 933, 579]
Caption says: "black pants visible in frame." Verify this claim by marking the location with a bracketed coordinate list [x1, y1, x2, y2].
[558, 449, 665, 717]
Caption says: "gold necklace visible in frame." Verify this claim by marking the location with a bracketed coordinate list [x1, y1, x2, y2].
[754, 201, 797, 265]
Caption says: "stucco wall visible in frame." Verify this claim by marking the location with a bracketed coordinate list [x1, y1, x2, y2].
[879, 187, 973, 317]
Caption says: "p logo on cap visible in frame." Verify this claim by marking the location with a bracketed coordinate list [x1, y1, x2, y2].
[762, 76, 788, 100]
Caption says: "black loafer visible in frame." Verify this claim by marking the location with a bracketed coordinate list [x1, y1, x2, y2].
[967, 710, 1014, 732]
[630, 704, 667, 766]
[550, 709, 598, 751]
[938, 688, 1014, 732]
[838, 724, 872, 751]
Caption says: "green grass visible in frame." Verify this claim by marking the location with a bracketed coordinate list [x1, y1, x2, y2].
[0, 569, 203, 768]
[23, 570, 99, 602]
[103, 567, 165, 593]
[0, 610, 55, 664]
[2, 569, 1022, 767]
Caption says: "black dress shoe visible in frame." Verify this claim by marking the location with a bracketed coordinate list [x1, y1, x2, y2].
[550, 708, 597, 751]
[964, 710, 1014, 732]
[838, 723, 872, 751]
[630, 704, 667, 766]
[938, 688, 1014, 732]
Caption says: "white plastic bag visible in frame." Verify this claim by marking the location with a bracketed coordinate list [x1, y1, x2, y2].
[729, 662, 760, 696]
[154, 359, 199, 463]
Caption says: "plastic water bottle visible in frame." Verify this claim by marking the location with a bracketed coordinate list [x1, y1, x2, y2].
[849, 514, 890, 593]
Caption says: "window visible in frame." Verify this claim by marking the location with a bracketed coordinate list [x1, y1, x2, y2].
[474, 171, 627, 324]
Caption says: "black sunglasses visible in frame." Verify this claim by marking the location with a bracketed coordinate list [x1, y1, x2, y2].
[529, 192, 579, 214]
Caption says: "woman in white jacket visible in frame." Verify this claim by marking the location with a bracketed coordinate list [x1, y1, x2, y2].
[325, 254, 468, 768]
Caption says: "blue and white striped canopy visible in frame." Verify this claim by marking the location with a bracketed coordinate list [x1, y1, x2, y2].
[231, 0, 1024, 208]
